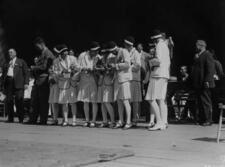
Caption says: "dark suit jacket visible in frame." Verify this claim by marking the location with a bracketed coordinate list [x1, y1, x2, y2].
[32, 48, 55, 85]
[4, 58, 29, 90]
[191, 50, 215, 89]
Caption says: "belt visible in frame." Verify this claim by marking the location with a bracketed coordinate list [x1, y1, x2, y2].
[37, 74, 48, 78]
[6, 76, 13, 79]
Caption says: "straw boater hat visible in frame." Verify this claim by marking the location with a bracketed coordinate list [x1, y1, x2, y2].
[89, 41, 100, 51]
[124, 36, 135, 46]
[53, 44, 68, 54]
[151, 29, 163, 39]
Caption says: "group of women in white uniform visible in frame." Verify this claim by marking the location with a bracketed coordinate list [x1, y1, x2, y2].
[48, 34, 170, 131]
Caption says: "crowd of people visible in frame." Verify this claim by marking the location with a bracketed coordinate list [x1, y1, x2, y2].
[1, 29, 224, 131]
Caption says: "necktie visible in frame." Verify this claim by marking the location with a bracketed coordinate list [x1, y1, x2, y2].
[9, 60, 14, 68]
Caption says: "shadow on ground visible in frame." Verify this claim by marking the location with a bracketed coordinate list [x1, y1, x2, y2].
[192, 137, 225, 143]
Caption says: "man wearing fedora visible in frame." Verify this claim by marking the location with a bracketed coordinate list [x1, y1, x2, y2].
[145, 30, 171, 130]
[191, 40, 215, 126]
[4, 48, 29, 123]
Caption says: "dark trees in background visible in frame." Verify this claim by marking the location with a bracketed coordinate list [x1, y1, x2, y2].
[0, 0, 224, 71]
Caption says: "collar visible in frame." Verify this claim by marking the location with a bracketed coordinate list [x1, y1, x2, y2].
[128, 47, 135, 53]
[158, 38, 164, 43]
[10, 57, 17, 63]
[41, 47, 48, 54]
[198, 49, 206, 56]
[60, 55, 69, 62]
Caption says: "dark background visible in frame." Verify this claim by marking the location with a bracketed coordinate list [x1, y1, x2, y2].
[0, 0, 224, 74]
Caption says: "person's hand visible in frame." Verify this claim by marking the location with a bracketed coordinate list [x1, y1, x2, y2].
[109, 64, 116, 69]
[30, 65, 35, 70]
[204, 82, 209, 88]
[142, 79, 148, 85]
[24, 84, 29, 90]
[132, 67, 139, 72]
[87, 67, 93, 72]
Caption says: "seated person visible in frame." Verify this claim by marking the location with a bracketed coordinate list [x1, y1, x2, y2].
[172, 66, 196, 121]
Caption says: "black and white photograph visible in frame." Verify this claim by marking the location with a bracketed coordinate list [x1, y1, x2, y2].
[0, 0, 225, 166]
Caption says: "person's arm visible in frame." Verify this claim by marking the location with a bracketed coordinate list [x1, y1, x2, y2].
[204, 52, 215, 87]
[131, 51, 141, 72]
[31, 57, 48, 71]
[215, 61, 224, 78]
[22, 59, 29, 89]
[2, 64, 8, 93]
[143, 70, 150, 84]
[71, 56, 80, 72]
[31, 50, 54, 71]
[78, 52, 88, 71]
[116, 49, 130, 71]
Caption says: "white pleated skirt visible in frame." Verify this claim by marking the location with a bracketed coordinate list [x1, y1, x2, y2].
[58, 79, 78, 104]
[145, 77, 168, 100]
[77, 73, 98, 103]
[97, 75, 114, 103]
[114, 80, 131, 101]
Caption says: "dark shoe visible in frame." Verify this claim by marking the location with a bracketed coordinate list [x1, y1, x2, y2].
[132, 122, 137, 128]
[5, 120, 14, 123]
[99, 122, 108, 128]
[83, 122, 90, 127]
[24, 121, 37, 125]
[165, 123, 169, 129]
[50, 120, 58, 126]
[19, 120, 23, 124]
[38, 122, 47, 125]
[194, 121, 200, 125]
[114, 122, 124, 129]
[109, 122, 116, 129]
[201, 122, 212, 126]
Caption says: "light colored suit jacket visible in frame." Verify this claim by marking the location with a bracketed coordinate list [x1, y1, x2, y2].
[116, 48, 131, 83]
[130, 48, 141, 81]
[151, 39, 170, 79]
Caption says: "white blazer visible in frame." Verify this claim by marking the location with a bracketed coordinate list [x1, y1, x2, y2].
[151, 39, 170, 79]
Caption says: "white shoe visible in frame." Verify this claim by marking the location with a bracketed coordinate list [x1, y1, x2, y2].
[148, 124, 164, 131]
[90, 122, 96, 128]
[148, 122, 155, 128]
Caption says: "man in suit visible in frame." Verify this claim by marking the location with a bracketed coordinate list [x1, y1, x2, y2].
[4, 48, 29, 123]
[29, 37, 55, 125]
[191, 40, 215, 126]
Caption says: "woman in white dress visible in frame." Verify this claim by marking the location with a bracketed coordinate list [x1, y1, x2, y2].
[109, 40, 132, 130]
[97, 45, 116, 128]
[55, 45, 79, 126]
[128, 40, 142, 126]
[95, 46, 108, 128]
[145, 31, 171, 131]
[77, 42, 99, 127]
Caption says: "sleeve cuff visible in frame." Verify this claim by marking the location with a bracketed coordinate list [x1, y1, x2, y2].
[116, 64, 119, 70]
